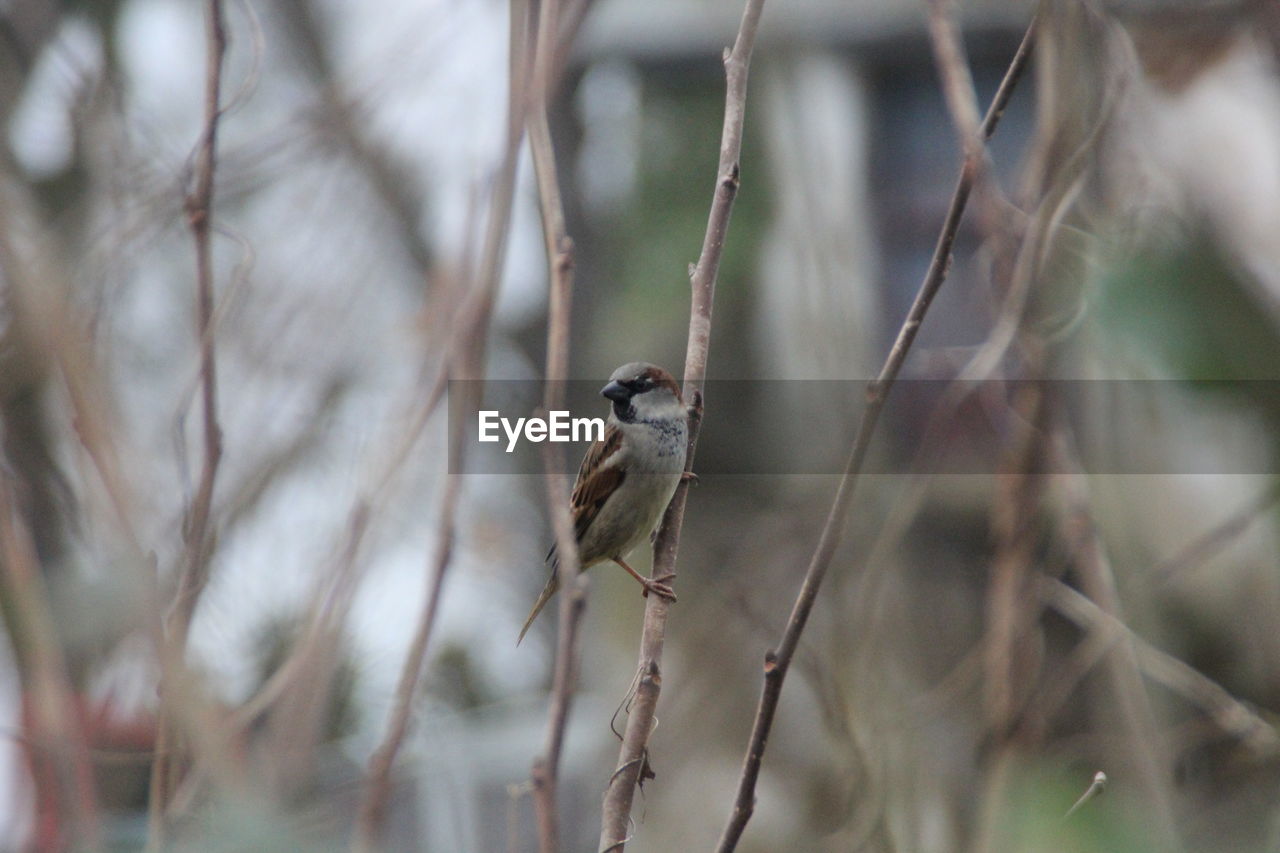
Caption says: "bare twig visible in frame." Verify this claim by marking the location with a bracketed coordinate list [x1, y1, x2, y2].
[169, 0, 228, 653]
[351, 475, 462, 852]
[228, 371, 437, 744]
[247, 282, 449, 802]
[1150, 481, 1280, 586]
[553, 0, 596, 83]
[597, 0, 765, 848]
[926, 0, 984, 154]
[1042, 577, 1280, 756]
[0, 127, 202, 853]
[350, 0, 535, 846]
[1063, 770, 1107, 820]
[923, 0, 1020, 270]
[277, 0, 434, 278]
[0, 457, 102, 850]
[218, 377, 351, 533]
[525, 0, 586, 849]
[149, 0, 228, 842]
[715, 16, 1038, 853]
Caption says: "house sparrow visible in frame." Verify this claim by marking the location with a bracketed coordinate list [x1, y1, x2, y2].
[518, 362, 689, 644]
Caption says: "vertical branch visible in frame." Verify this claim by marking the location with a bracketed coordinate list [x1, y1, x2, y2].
[350, 0, 535, 847]
[149, 0, 228, 843]
[0, 459, 102, 850]
[526, 0, 585, 850]
[597, 0, 766, 848]
[171, 0, 228, 648]
[982, 377, 1052, 738]
[714, 16, 1037, 852]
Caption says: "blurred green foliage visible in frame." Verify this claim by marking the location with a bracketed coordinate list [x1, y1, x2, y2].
[1098, 233, 1280, 382]
[999, 765, 1157, 853]
[1096, 230, 1280, 469]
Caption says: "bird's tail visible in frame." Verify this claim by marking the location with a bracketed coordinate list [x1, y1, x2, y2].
[517, 570, 560, 645]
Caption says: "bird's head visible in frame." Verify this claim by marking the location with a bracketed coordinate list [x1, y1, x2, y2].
[601, 362, 683, 424]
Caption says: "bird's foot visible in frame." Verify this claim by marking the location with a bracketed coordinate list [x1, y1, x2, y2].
[681, 471, 699, 486]
[640, 572, 678, 602]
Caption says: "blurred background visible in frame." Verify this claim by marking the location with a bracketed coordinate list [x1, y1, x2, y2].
[3, 0, 1280, 850]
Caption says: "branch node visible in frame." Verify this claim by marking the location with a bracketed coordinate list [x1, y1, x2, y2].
[722, 163, 741, 190]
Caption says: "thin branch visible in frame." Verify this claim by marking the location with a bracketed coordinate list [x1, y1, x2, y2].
[983, 377, 1053, 735]
[350, 476, 462, 852]
[170, 0, 228, 650]
[526, 0, 586, 849]
[1150, 480, 1280, 586]
[926, 0, 983, 154]
[1042, 577, 1280, 756]
[278, 0, 434, 278]
[715, 16, 1038, 852]
[923, 0, 1018, 267]
[218, 376, 351, 533]
[552, 0, 596, 83]
[0, 457, 102, 850]
[229, 374, 444, 747]
[596, 0, 765, 848]
[1063, 770, 1107, 820]
[246, 263, 450, 803]
[149, 0, 228, 843]
[350, 0, 535, 845]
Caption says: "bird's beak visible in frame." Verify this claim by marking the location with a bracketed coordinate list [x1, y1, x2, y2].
[601, 380, 630, 403]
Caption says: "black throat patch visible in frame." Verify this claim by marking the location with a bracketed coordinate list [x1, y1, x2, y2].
[612, 398, 636, 423]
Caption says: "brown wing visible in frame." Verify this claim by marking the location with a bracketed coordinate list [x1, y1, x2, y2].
[570, 423, 625, 542]
[547, 424, 624, 564]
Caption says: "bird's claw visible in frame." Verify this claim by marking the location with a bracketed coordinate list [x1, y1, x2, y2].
[640, 573, 678, 602]
[681, 471, 699, 486]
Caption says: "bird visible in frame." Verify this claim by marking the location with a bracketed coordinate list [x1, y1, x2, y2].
[518, 362, 690, 644]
